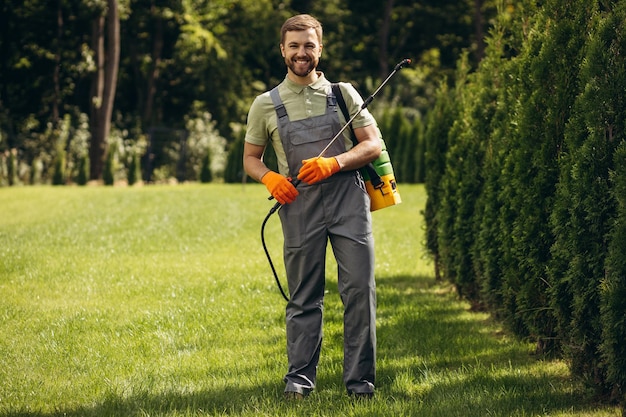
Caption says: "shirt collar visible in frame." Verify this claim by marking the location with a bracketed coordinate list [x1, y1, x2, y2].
[283, 72, 327, 94]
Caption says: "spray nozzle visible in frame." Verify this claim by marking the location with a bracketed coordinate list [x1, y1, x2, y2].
[394, 58, 412, 71]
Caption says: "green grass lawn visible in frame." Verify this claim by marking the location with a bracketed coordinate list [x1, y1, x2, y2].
[0, 183, 620, 417]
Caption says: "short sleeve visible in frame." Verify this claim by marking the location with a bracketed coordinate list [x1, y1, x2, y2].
[245, 94, 272, 147]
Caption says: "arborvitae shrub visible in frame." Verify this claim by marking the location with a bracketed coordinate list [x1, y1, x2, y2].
[396, 115, 413, 183]
[103, 146, 116, 186]
[470, 20, 523, 317]
[31, 157, 43, 185]
[550, 2, 626, 393]
[496, 0, 595, 350]
[603, 141, 626, 409]
[224, 134, 244, 183]
[425, 0, 626, 398]
[424, 81, 458, 280]
[473, 151, 505, 312]
[7, 149, 17, 186]
[52, 148, 66, 185]
[224, 132, 277, 184]
[437, 49, 504, 304]
[200, 150, 212, 183]
[75, 155, 89, 186]
[599, 6, 626, 410]
[381, 108, 406, 175]
[412, 117, 425, 183]
[127, 151, 141, 185]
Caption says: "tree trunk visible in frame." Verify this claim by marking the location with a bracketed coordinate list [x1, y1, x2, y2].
[103, 0, 120, 138]
[89, 0, 120, 180]
[89, 13, 105, 180]
[52, 0, 62, 123]
[143, 3, 163, 126]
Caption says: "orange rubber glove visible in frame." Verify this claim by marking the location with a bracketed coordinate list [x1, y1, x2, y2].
[297, 157, 340, 185]
[261, 171, 299, 205]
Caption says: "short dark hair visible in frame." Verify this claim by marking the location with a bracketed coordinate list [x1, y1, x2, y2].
[280, 14, 323, 45]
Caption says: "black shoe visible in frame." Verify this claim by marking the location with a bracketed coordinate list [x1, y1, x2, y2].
[351, 392, 374, 400]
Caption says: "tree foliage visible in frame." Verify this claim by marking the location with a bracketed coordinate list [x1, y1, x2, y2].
[0, 0, 494, 184]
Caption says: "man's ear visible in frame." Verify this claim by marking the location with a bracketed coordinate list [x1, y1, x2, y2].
[280, 43, 285, 57]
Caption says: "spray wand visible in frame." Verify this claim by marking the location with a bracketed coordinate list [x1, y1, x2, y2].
[262, 58, 411, 301]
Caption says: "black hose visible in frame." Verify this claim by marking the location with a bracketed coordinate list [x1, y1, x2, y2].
[261, 202, 290, 302]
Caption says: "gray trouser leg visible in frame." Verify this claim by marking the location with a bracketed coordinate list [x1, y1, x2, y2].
[331, 232, 376, 394]
[280, 185, 327, 394]
[327, 177, 376, 394]
[282, 239, 327, 393]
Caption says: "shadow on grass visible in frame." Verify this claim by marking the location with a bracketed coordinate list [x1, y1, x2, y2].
[4, 381, 286, 417]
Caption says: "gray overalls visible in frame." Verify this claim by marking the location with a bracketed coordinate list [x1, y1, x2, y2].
[269, 85, 376, 396]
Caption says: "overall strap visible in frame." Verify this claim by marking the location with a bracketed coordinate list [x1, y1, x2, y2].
[331, 83, 382, 188]
[326, 88, 339, 114]
[269, 87, 288, 121]
[331, 83, 357, 147]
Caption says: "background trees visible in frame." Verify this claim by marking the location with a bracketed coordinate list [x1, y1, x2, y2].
[0, 0, 493, 185]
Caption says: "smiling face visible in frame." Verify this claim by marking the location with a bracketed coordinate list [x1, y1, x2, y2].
[280, 28, 323, 85]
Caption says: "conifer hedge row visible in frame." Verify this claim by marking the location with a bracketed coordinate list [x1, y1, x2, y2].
[424, 0, 626, 407]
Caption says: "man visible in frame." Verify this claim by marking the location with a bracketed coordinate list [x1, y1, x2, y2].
[243, 14, 381, 399]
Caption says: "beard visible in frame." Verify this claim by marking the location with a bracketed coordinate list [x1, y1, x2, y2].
[286, 56, 317, 77]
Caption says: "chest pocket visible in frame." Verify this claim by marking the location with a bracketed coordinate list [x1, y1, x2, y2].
[288, 124, 335, 146]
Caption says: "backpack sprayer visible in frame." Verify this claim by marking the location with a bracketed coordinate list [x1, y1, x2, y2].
[262, 58, 411, 301]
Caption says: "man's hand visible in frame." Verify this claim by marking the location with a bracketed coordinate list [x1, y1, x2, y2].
[261, 171, 299, 205]
[297, 157, 340, 185]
